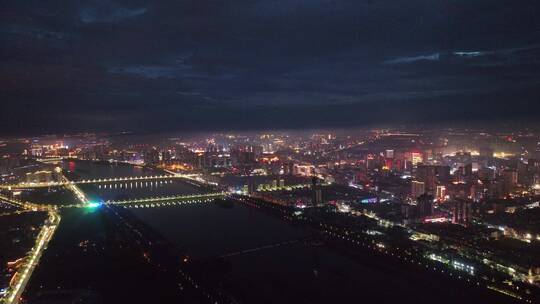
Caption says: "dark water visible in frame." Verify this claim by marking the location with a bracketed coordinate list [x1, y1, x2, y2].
[130, 203, 516, 304]
[130, 203, 309, 258]
[61, 160, 153, 180]
[59, 161, 517, 304]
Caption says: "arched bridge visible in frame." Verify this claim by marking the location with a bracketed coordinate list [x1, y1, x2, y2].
[0, 192, 228, 210]
[1, 174, 201, 189]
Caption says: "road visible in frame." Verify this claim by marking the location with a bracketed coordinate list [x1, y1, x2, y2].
[3, 211, 61, 304]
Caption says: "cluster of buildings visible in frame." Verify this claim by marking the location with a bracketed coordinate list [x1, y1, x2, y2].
[1, 128, 540, 298]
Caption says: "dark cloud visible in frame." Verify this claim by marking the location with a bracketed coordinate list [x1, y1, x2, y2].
[383, 44, 540, 67]
[78, 1, 147, 23]
[1, 0, 540, 135]
[383, 53, 441, 65]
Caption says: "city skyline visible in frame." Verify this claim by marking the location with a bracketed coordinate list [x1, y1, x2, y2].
[2, 1, 540, 304]
[1, 128, 540, 303]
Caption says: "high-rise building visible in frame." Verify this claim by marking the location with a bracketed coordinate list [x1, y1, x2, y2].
[296, 165, 314, 176]
[529, 159, 540, 174]
[517, 161, 529, 185]
[312, 176, 323, 205]
[282, 162, 295, 175]
[245, 178, 256, 195]
[144, 148, 160, 165]
[417, 194, 434, 218]
[366, 154, 379, 170]
[411, 152, 423, 166]
[434, 165, 451, 183]
[161, 150, 172, 162]
[435, 185, 446, 200]
[478, 167, 495, 181]
[416, 165, 437, 193]
[463, 163, 473, 177]
[30, 144, 43, 157]
[414, 164, 451, 195]
[457, 163, 473, 183]
[502, 169, 518, 195]
[452, 200, 472, 226]
[231, 145, 262, 167]
[411, 180, 426, 199]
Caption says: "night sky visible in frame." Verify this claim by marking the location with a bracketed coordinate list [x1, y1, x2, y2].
[2, 1, 540, 135]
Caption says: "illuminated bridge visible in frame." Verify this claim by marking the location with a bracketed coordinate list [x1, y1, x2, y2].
[115, 197, 220, 209]
[40, 192, 229, 209]
[104, 192, 227, 206]
[1, 174, 201, 189]
[1, 192, 227, 210]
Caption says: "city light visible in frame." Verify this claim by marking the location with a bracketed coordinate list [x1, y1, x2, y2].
[2, 129, 540, 303]
[2, 1, 540, 302]
[86, 202, 102, 208]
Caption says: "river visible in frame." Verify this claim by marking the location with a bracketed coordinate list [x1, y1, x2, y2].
[48, 160, 516, 304]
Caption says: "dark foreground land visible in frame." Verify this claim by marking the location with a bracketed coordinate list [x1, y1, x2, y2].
[24, 206, 222, 304]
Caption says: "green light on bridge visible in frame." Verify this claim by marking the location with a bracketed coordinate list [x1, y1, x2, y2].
[86, 202, 102, 208]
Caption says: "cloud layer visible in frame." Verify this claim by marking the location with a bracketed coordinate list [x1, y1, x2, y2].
[1, 0, 540, 134]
